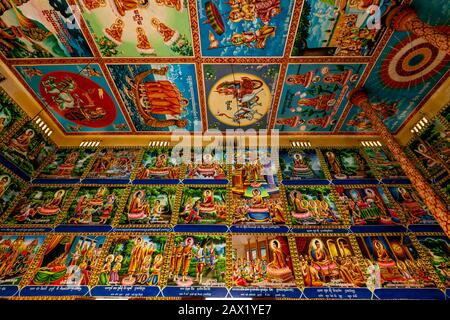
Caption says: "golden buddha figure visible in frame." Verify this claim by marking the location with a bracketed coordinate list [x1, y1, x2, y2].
[112, 0, 149, 16]
[266, 239, 294, 282]
[136, 27, 154, 54]
[104, 18, 124, 44]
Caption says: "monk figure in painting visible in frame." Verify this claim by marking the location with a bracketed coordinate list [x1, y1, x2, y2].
[181, 237, 193, 282]
[142, 80, 189, 116]
[268, 240, 287, 269]
[128, 237, 144, 276]
[104, 18, 124, 44]
[151, 18, 176, 43]
[129, 190, 150, 216]
[136, 27, 154, 54]
[10, 129, 34, 154]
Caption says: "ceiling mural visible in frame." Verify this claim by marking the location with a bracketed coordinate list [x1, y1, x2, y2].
[204, 64, 279, 130]
[75, 0, 194, 57]
[291, 0, 397, 57]
[0, 0, 92, 58]
[197, 0, 295, 56]
[0, 0, 448, 136]
[108, 63, 201, 131]
[340, 0, 450, 133]
[15, 64, 131, 132]
[275, 63, 365, 132]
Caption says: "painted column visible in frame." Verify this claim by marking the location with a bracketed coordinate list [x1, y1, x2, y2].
[386, 5, 450, 54]
[349, 89, 450, 236]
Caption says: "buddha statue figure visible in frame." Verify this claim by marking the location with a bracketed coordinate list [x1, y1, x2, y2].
[373, 239, 394, 264]
[37, 189, 65, 215]
[309, 239, 335, 278]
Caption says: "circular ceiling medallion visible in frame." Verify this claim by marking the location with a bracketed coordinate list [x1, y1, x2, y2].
[381, 36, 447, 88]
[207, 73, 271, 127]
[39, 71, 116, 128]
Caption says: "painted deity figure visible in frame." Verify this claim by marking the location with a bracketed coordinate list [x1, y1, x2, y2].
[10, 129, 34, 154]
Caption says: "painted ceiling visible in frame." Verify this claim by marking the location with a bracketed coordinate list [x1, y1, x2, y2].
[0, 0, 449, 137]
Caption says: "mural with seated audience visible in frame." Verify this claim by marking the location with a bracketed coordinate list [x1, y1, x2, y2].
[232, 235, 296, 288]
[177, 186, 228, 225]
[336, 186, 400, 226]
[135, 147, 181, 180]
[3, 186, 72, 226]
[185, 149, 227, 181]
[63, 186, 126, 225]
[286, 186, 343, 227]
[120, 185, 177, 226]
[295, 236, 366, 288]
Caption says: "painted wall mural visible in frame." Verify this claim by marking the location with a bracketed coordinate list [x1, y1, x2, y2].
[279, 149, 325, 181]
[120, 185, 177, 225]
[363, 147, 406, 179]
[204, 64, 279, 130]
[0, 0, 92, 58]
[0, 165, 26, 215]
[2, 185, 73, 226]
[0, 88, 25, 139]
[416, 235, 450, 288]
[323, 148, 374, 180]
[197, 0, 295, 57]
[275, 63, 365, 132]
[388, 185, 437, 226]
[292, 0, 396, 56]
[408, 117, 450, 179]
[87, 148, 140, 179]
[135, 147, 182, 180]
[29, 234, 106, 286]
[15, 64, 131, 133]
[76, 0, 193, 57]
[336, 186, 400, 226]
[63, 185, 126, 225]
[0, 235, 46, 285]
[108, 63, 201, 132]
[37, 147, 96, 179]
[342, 0, 450, 133]
[356, 235, 437, 289]
[1, 121, 56, 175]
[167, 235, 226, 287]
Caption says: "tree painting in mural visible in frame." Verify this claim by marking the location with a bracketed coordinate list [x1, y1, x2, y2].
[323, 148, 373, 179]
[279, 149, 325, 180]
[417, 236, 450, 287]
[167, 235, 226, 287]
[5, 186, 72, 225]
[64, 186, 126, 225]
[120, 185, 177, 225]
[38, 148, 96, 179]
[178, 186, 227, 225]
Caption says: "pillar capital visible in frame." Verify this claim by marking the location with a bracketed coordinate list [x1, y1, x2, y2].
[386, 5, 418, 32]
[348, 89, 369, 107]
